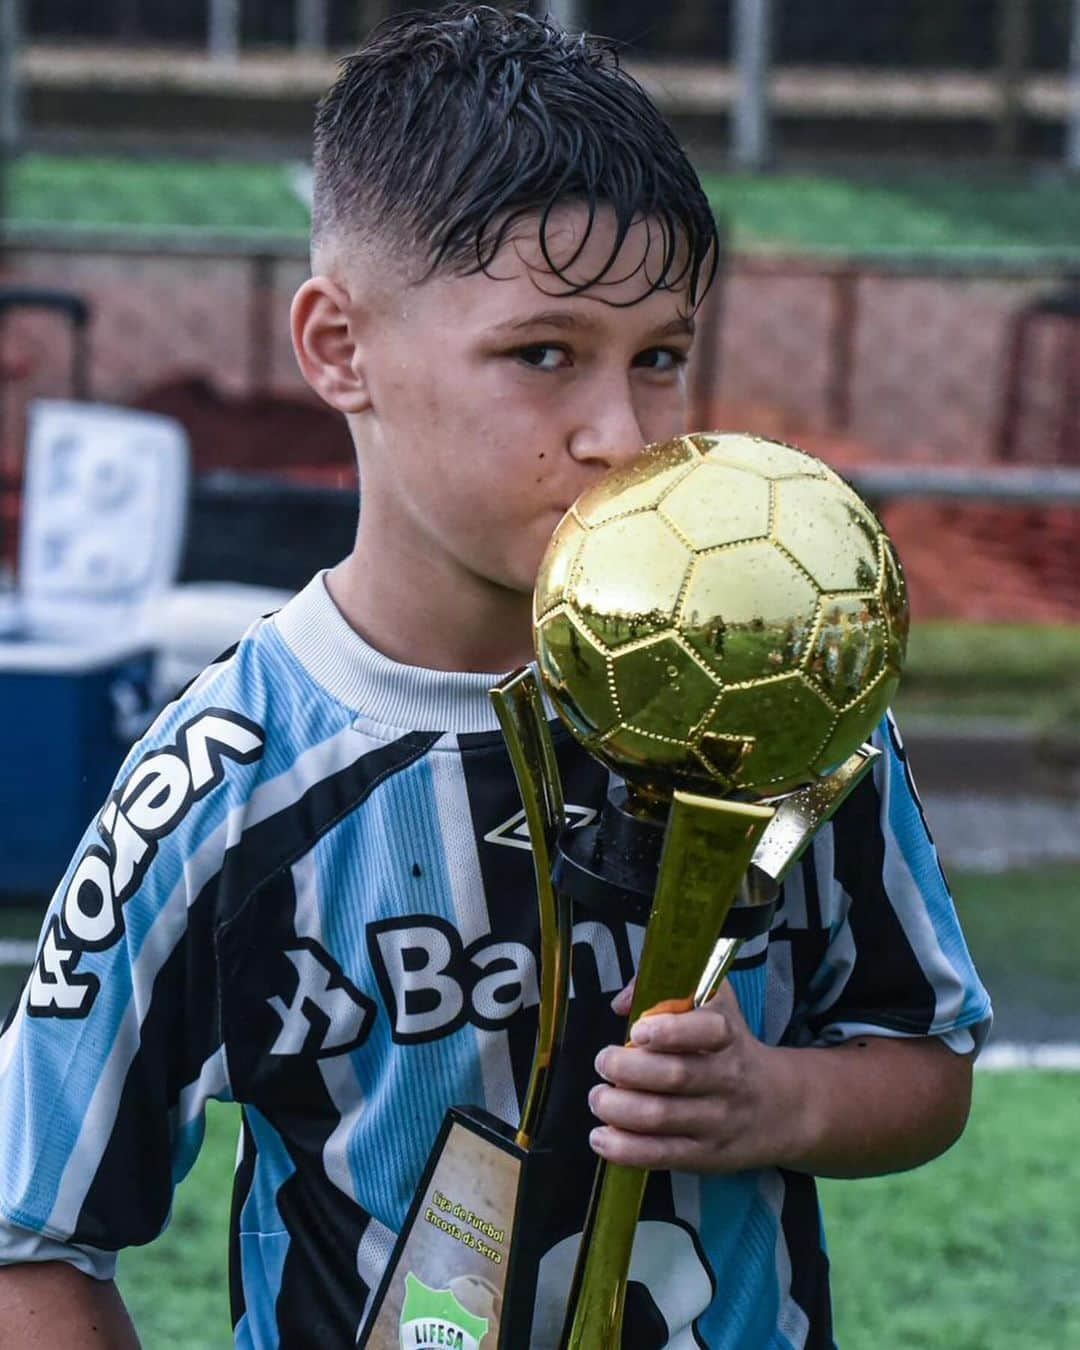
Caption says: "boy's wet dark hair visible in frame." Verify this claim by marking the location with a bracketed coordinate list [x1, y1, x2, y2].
[312, 4, 719, 308]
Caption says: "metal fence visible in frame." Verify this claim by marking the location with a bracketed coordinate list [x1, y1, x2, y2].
[19, 1, 1080, 69]
[7, 2, 1080, 169]
[1, 227, 1078, 622]
[3, 229, 1079, 466]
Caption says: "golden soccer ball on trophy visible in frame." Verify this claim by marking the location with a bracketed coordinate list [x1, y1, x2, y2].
[534, 432, 909, 802]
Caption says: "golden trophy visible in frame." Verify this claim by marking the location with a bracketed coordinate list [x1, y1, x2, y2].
[366, 433, 908, 1348]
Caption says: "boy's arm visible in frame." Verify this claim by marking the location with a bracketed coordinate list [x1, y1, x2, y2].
[592, 714, 988, 1178]
[0, 1263, 139, 1348]
[589, 986, 972, 1177]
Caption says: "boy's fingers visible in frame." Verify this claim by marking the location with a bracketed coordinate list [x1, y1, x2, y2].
[595, 1045, 715, 1096]
[589, 1126, 701, 1172]
[629, 1007, 732, 1053]
[588, 1085, 711, 1139]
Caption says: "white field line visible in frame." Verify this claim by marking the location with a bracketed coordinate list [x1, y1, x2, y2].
[977, 1042, 1080, 1072]
[0, 940, 37, 965]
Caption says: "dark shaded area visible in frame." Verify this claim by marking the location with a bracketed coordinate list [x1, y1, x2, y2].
[28, 0, 361, 49]
[26, 0, 1077, 71]
[133, 376, 358, 589]
[181, 473, 356, 590]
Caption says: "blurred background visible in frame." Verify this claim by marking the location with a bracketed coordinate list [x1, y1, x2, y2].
[0, 2, 1078, 1347]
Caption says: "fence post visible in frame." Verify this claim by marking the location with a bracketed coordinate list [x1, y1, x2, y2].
[249, 255, 276, 396]
[208, 0, 241, 63]
[0, 0, 22, 165]
[1068, 0, 1080, 171]
[732, 0, 773, 170]
[546, 1, 586, 28]
[995, 0, 1031, 160]
[826, 269, 859, 433]
[296, 0, 329, 53]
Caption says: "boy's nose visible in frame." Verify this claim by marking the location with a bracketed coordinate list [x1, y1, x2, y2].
[567, 392, 645, 471]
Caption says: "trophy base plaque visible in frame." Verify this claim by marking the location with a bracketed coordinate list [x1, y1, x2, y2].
[364, 1108, 554, 1349]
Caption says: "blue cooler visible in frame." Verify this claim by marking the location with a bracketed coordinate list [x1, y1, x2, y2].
[0, 638, 153, 895]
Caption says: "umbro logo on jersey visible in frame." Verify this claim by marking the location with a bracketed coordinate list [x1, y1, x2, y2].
[266, 939, 375, 1058]
[27, 709, 265, 1019]
[483, 803, 596, 851]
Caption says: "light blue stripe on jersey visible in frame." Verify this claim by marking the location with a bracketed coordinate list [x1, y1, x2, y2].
[696, 1172, 787, 1349]
[880, 721, 990, 1030]
[170, 1116, 207, 1188]
[234, 1107, 296, 1350]
[729, 962, 768, 1040]
[312, 751, 487, 1231]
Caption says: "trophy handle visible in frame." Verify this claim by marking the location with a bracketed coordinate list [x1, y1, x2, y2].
[693, 743, 881, 1008]
[559, 792, 774, 1350]
[490, 667, 572, 1150]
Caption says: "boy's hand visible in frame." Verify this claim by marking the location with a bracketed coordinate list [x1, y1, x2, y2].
[589, 980, 974, 1179]
[589, 984, 800, 1174]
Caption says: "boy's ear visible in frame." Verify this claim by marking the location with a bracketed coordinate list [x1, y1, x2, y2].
[290, 276, 372, 414]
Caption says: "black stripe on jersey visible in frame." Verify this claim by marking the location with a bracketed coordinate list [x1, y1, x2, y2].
[801, 840, 824, 931]
[229, 1112, 257, 1330]
[215, 731, 439, 919]
[731, 946, 768, 972]
[807, 773, 938, 1038]
[778, 1169, 833, 1349]
[71, 731, 437, 1249]
[237, 869, 378, 1347]
[71, 815, 227, 1248]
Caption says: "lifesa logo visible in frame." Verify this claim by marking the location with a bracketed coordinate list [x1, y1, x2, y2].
[399, 1273, 491, 1350]
[27, 709, 265, 1019]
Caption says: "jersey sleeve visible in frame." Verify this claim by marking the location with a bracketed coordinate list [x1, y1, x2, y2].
[0, 679, 266, 1262]
[793, 712, 992, 1056]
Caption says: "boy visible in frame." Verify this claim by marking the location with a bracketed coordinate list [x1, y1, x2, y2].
[0, 7, 990, 1347]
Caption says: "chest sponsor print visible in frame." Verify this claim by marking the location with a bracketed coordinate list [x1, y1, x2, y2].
[27, 709, 265, 1018]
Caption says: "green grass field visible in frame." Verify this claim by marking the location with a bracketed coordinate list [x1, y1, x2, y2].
[5, 154, 310, 238]
[8, 153, 1080, 257]
[895, 622, 1080, 729]
[113, 1069, 1080, 1349]
[699, 170, 1080, 257]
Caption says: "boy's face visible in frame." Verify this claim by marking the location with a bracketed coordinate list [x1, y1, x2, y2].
[341, 205, 696, 602]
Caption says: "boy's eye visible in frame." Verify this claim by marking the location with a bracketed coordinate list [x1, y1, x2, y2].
[516, 345, 569, 371]
[633, 347, 688, 372]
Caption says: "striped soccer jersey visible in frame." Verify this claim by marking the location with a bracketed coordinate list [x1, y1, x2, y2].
[0, 572, 992, 1349]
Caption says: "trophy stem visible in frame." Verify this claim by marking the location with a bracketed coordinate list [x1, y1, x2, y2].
[558, 1162, 647, 1350]
[489, 669, 571, 1150]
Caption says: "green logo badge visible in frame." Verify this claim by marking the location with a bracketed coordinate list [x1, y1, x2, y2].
[399, 1272, 490, 1350]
